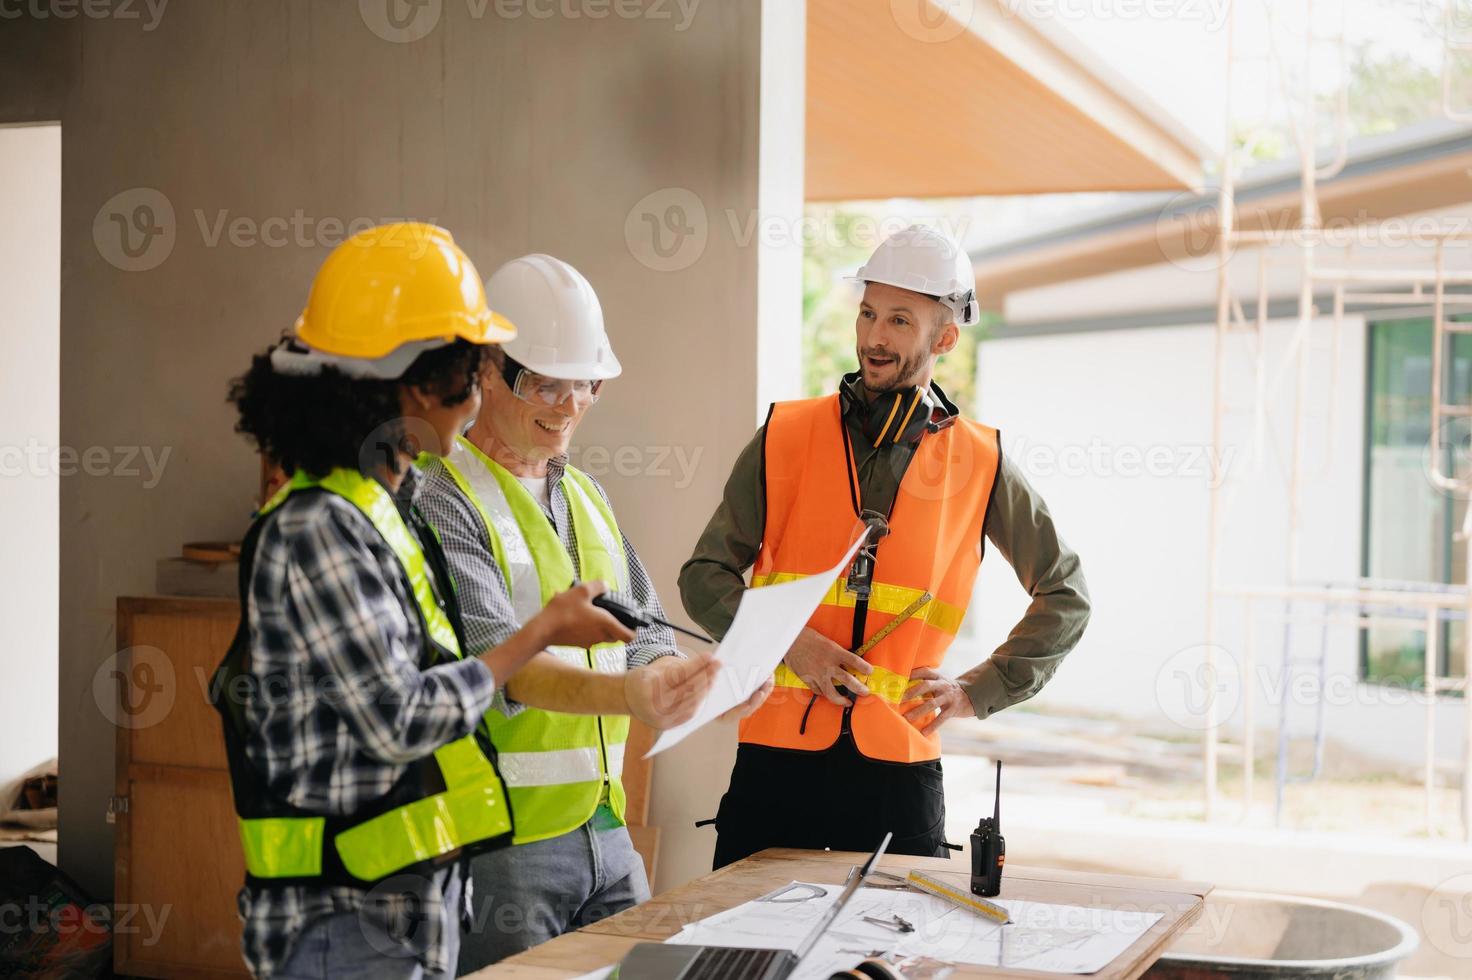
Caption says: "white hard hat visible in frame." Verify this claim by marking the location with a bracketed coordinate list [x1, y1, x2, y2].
[484, 254, 622, 380]
[849, 225, 980, 326]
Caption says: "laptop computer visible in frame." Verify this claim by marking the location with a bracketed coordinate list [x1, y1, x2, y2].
[611, 832, 893, 980]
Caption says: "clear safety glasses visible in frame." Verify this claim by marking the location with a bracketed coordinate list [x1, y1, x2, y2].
[499, 354, 603, 409]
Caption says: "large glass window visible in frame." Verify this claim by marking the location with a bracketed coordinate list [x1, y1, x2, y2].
[1362, 317, 1468, 689]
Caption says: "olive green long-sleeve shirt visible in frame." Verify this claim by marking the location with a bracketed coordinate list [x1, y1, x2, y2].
[677, 408, 1091, 720]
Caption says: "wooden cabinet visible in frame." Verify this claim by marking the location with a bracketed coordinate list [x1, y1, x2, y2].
[112, 595, 663, 977]
[114, 596, 247, 978]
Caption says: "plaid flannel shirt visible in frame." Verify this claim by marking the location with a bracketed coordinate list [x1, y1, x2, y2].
[235, 467, 497, 978]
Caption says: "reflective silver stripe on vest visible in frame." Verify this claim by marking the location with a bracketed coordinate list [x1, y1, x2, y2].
[449, 441, 543, 623]
[496, 740, 625, 788]
[546, 645, 624, 673]
[548, 645, 622, 672]
[547, 641, 627, 670]
[495, 746, 602, 787]
[548, 645, 587, 667]
[592, 646, 624, 674]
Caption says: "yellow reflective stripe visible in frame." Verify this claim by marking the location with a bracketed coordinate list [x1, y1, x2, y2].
[432, 734, 497, 788]
[266, 468, 462, 657]
[238, 817, 325, 878]
[864, 666, 914, 703]
[771, 662, 914, 705]
[771, 663, 806, 690]
[751, 573, 964, 635]
[334, 778, 514, 882]
[562, 468, 630, 592]
[342, 478, 462, 657]
[238, 734, 511, 882]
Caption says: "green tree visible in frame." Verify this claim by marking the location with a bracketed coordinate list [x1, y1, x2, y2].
[1227, 41, 1443, 172]
[1338, 45, 1443, 136]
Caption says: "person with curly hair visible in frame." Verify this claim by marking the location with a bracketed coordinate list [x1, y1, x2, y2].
[213, 224, 716, 980]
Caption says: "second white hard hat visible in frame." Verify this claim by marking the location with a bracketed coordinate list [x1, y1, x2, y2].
[850, 225, 980, 326]
[485, 254, 622, 380]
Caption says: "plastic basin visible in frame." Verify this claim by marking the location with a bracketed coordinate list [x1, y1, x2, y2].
[1143, 890, 1419, 980]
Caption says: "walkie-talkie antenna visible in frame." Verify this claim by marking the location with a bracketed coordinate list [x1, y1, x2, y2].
[973, 759, 1006, 898]
[993, 760, 1002, 826]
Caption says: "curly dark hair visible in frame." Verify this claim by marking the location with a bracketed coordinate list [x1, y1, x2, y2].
[229, 339, 488, 478]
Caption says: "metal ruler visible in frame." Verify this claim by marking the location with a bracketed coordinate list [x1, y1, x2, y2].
[905, 870, 1011, 925]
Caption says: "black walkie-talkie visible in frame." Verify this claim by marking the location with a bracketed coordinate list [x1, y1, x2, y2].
[971, 760, 1005, 897]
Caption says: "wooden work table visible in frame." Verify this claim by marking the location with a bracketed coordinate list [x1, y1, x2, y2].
[473, 848, 1211, 979]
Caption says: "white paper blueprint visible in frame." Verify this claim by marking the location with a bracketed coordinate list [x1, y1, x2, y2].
[664, 880, 1164, 977]
[645, 528, 871, 758]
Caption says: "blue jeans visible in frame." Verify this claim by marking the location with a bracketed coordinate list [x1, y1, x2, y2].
[272, 868, 462, 980]
[456, 809, 650, 973]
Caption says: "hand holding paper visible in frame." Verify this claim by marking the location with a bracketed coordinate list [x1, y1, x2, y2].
[718, 675, 775, 722]
[626, 653, 721, 729]
[646, 526, 872, 757]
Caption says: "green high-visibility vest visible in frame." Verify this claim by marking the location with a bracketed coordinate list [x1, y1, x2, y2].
[213, 467, 514, 886]
[434, 436, 630, 844]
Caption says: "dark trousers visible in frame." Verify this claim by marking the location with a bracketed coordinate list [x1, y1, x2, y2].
[712, 733, 949, 870]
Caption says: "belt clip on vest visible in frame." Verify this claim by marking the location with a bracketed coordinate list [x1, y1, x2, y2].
[846, 511, 891, 603]
[837, 511, 890, 715]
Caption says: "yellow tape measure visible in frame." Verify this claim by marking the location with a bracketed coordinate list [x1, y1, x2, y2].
[841, 592, 934, 696]
[854, 591, 933, 658]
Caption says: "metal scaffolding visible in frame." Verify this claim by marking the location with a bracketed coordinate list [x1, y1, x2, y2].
[1203, 0, 1472, 839]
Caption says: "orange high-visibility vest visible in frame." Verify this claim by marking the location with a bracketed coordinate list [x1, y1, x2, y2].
[738, 393, 1000, 764]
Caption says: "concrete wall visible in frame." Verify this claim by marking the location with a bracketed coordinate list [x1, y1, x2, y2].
[970, 232, 1469, 774]
[0, 123, 61, 787]
[0, 0, 802, 900]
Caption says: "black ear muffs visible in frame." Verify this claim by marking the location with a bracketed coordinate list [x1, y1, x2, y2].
[840, 372, 948, 447]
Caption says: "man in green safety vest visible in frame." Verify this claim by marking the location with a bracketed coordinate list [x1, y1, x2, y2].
[416, 254, 771, 971]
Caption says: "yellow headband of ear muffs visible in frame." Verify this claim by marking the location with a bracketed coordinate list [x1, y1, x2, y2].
[840, 371, 948, 447]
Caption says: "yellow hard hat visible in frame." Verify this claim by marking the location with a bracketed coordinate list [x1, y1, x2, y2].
[288, 222, 515, 376]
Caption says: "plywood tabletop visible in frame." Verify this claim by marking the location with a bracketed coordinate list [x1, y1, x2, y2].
[471, 848, 1211, 979]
